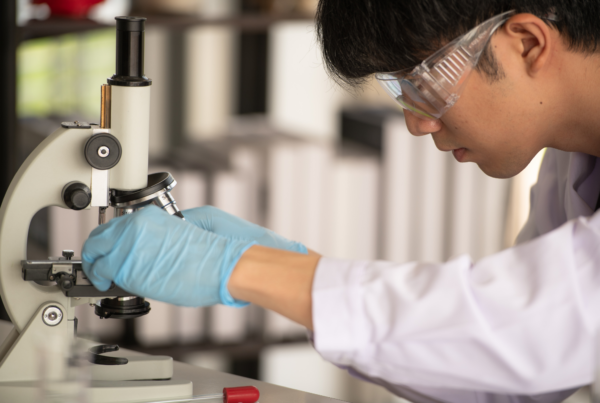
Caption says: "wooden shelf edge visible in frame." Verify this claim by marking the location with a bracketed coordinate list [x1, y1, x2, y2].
[18, 12, 315, 41]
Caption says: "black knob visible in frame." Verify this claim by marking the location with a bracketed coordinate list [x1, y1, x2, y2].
[62, 182, 91, 211]
[72, 190, 88, 207]
[62, 250, 74, 260]
[58, 275, 74, 291]
[85, 133, 122, 170]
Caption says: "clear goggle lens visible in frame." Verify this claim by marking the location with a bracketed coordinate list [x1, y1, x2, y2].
[375, 10, 516, 120]
[377, 74, 441, 120]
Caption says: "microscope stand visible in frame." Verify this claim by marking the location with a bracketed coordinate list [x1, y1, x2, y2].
[0, 126, 192, 402]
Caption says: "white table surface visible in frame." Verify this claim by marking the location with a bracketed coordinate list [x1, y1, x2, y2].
[0, 319, 347, 403]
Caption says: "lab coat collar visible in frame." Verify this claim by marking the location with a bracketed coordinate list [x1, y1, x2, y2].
[565, 152, 600, 220]
[520, 149, 600, 243]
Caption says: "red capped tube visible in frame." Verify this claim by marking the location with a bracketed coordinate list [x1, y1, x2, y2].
[223, 386, 260, 403]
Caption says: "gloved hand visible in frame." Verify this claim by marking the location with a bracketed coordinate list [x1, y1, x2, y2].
[182, 205, 307, 254]
[82, 205, 255, 307]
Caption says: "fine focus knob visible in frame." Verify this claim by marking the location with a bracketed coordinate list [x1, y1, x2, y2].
[62, 182, 91, 210]
[84, 133, 122, 170]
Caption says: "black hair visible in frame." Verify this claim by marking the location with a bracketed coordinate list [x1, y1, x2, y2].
[316, 0, 600, 87]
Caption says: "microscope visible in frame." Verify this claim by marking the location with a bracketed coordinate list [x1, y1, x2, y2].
[0, 17, 193, 402]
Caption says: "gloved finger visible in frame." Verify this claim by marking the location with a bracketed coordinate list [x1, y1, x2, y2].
[182, 206, 307, 253]
[182, 205, 264, 237]
[82, 214, 129, 261]
[86, 227, 140, 290]
[82, 258, 112, 291]
[82, 248, 121, 292]
[260, 231, 308, 254]
[84, 268, 112, 291]
[81, 210, 142, 291]
[183, 206, 265, 239]
[181, 205, 221, 230]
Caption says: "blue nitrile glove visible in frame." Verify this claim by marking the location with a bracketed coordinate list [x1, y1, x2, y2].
[181, 205, 308, 254]
[81, 205, 255, 307]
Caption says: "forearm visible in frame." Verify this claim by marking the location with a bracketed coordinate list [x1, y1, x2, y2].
[228, 245, 321, 330]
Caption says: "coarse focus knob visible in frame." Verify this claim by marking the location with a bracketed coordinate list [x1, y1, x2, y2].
[62, 182, 91, 211]
[70, 190, 90, 209]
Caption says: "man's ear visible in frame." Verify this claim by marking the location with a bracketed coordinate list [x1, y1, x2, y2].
[502, 13, 553, 75]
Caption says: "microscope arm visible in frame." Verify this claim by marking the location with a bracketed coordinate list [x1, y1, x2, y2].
[0, 125, 95, 333]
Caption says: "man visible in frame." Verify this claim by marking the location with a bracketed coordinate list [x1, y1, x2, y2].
[82, 1, 600, 402]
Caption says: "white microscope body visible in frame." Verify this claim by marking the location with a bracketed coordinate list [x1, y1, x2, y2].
[0, 16, 192, 402]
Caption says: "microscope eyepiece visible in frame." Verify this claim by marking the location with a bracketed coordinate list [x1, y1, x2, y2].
[108, 16, 152, 87]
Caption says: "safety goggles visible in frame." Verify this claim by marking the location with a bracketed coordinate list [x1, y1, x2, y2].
[375, 10, 516, 120]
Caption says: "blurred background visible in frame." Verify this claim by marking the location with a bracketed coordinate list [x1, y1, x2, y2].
[0, 0, 557, 402]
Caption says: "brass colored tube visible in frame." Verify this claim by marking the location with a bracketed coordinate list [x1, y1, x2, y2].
[100, 84, 111, 129]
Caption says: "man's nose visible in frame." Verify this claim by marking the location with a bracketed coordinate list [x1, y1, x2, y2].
[404, 112, 443, 136]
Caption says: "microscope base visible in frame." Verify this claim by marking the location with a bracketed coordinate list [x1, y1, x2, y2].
[0, 302, 73, 382]
[0, 379, 193, 403]
[0, 303, 193, 401]
[91, 354, 176, 381]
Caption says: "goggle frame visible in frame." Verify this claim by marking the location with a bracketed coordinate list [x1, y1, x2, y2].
[375, 10, 516, 120]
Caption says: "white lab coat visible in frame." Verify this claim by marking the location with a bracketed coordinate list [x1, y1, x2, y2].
[312, 148, 600, 403]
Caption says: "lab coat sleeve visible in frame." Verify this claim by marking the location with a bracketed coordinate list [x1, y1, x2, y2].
[312, 212, 600, 398]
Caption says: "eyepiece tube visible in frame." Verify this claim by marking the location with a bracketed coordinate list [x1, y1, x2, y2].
[108, 16, 152, 87]
[108, 15, 151, 191]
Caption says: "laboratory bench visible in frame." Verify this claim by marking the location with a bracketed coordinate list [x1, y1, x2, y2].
[0, 320, 347, 403]
[174, 360, 347, 403]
